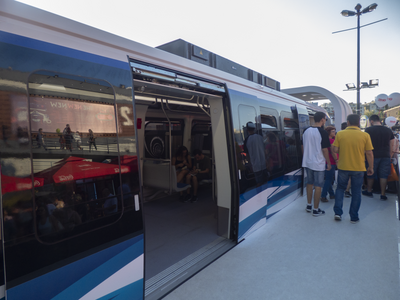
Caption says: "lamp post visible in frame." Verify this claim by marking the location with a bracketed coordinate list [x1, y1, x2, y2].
[341, 3, 378, 115]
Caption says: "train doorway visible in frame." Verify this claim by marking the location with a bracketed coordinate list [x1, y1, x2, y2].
[129, 60, 237, 299]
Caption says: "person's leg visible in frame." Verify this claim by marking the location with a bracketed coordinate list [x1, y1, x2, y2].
[321, 169, 330, 198]
[334, 170, 348, 216]
[378, 158, 391, 197]
[306, 184, 313, 204]
[313, 186, 322, 209]
[322, 166, 335, 199]
[328, 165, 336, 197]
[313, 170, 325, 209]
[366, 178, 374, 192]
[380, 178, 388, 196]
[185, 173, 192, 195]
[349, 171, 364, 221]
[192, 175, 198, 196]
[305, 168, 314, 205]
[176, 169, 189, 183]
[346, 178, 351, 192]
[366, 158, 380, 192]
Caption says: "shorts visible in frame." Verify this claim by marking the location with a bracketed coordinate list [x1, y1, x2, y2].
[367, 157, 391, 179]
[304, 167, 325, 187]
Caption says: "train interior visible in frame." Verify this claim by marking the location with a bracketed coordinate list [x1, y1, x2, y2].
[131, 64, 235, 298]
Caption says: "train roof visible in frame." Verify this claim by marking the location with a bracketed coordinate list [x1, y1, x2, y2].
[1, 0, 327, 114]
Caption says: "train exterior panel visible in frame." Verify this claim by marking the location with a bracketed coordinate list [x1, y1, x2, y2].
[0, 1, 328, 299]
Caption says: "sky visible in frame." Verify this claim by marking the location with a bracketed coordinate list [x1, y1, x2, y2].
[16, 0, 400, 106]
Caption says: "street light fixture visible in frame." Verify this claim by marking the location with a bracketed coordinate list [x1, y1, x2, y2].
[344, 79, 379, 91]
[340, 3, 378, 115]
[345, 83, 356, 90]
[369, 79, 379, 87]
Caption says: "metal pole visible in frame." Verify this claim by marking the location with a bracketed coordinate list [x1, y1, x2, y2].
[356, 9, 361, 115]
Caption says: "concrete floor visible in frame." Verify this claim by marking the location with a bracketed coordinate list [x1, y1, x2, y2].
[163, 192, 400, 300]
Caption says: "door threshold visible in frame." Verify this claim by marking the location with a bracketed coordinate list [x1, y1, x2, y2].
[145, 237, 235, 300]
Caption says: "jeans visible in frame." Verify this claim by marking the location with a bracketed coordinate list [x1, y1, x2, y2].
[321, 164, 336, 198]
[334, 170, 364, 221]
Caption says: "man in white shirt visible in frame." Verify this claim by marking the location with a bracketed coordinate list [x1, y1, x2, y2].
[302, 112, 331, 216]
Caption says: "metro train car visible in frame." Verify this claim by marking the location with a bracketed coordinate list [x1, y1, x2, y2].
[0, 1, 330, 299]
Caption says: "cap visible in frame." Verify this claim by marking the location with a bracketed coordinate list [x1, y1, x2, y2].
[246, 122, 256, 129]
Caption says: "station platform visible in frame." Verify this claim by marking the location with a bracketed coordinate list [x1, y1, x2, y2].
[164, 191, 400, 300]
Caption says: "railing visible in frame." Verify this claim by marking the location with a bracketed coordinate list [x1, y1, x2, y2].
[32, 137, 119, 153]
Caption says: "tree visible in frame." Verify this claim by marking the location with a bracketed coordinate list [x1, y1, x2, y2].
[364, 109, 375, 118]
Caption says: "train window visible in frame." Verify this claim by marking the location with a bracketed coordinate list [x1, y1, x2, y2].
[280, 111, 301, 172]
[261, 115, 277, 129]
[283, 130, 302, 172]
[237, 105, 269, 186]
[27, 71, 126, 243]
[261, 125, 284, 177]
[282, 113, 299, 129]
[238, 105, 257, 142]
[144, 120, 183, 159]
[298, 114, 310, 132]
[260, 108, 283, 177]
[191, 121, 212, 157]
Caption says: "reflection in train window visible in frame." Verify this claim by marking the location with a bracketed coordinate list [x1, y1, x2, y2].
[27, 71, 130, 243]
[282, 111, 299, 130]
[261, 115, 278, 129]
[284, 130, 301, 172]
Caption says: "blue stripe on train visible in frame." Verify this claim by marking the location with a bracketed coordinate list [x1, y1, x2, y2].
[7, 235, 144, 300]
[0, 31, 132, 87]
[238, 171, 302, 238]
[0, 31, 129, 70]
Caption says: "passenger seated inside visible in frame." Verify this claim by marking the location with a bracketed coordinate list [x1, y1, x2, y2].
[172, 146, 192, 189]
[183, 149, 211, 203]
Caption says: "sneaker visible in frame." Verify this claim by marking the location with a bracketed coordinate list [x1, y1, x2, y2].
[191, 195, 198, 203]
[344, 191, 351, 198]
[306, 205, 312, 213]
[329, 194, 335, 200]
[334, 215, 342, 221]
[312, 208, 325, 217]
[380, 195, 388, 201]
[320, 197, 329, 203]
[362, 190, 373, 198]
[350, 219, 360, 224]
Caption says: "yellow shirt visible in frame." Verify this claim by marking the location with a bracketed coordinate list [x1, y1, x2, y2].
[333, 126, 373, 171]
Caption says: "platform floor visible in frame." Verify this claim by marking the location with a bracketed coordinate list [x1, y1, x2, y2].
[164, 192, 400, 300]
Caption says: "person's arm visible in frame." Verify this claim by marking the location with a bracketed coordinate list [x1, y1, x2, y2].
[322, 148, 331, 170]
[365, 150, 374, 176]
[332, 145, 339, 154]
[390, 139, 395, 158]
[197, 157, 211, 174]
[330, 144, 338, 163]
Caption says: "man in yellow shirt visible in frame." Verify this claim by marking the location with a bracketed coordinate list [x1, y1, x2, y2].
[332, 114, 374, 223]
